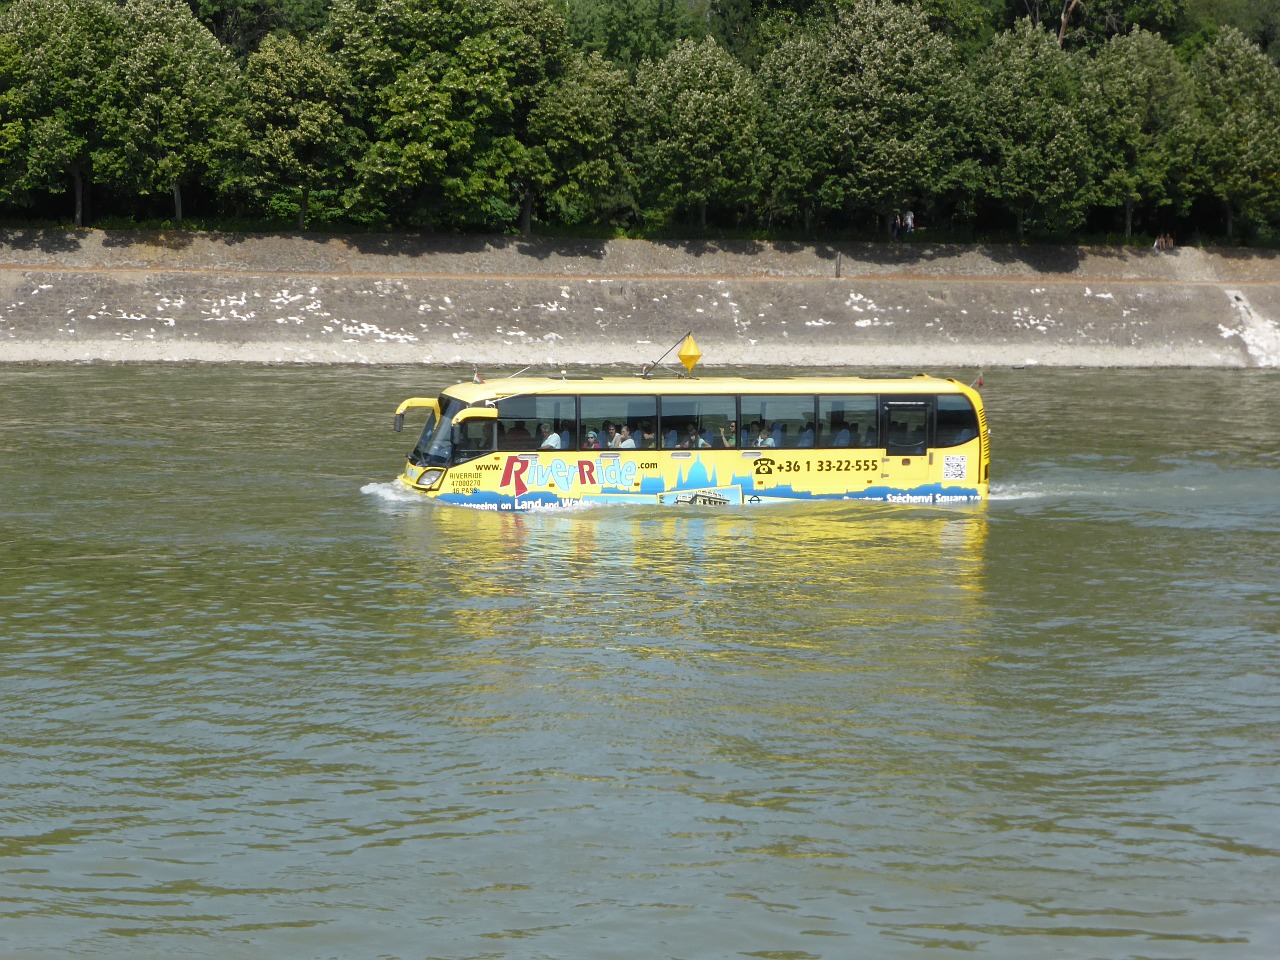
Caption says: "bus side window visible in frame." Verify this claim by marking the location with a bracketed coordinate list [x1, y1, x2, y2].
[936, 395, 979, 447]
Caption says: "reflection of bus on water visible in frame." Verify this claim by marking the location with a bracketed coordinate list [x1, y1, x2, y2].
[391, 373, 989, 511]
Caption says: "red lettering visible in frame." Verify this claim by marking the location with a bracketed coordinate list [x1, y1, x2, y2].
[500, 457, 529, 496]
[578, 460, 596, 485]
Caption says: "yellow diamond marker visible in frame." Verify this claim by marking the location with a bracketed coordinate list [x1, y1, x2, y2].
[678, 334, 702, 374]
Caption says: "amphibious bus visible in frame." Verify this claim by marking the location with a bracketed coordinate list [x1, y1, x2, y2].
[390, 372, 989, 510]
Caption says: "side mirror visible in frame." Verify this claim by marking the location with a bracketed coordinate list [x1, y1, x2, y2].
[393, 413, 404, 433]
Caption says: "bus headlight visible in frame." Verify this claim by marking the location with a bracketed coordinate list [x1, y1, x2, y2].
[414, 468, 445, 489]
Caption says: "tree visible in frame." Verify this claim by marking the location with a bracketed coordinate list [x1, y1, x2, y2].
[0, 0, 121, 226]
[222, 33, 362, 229]
[1016, 0, 1183, 47]
[561, 0, 709, 68]
[756, 27, 843, 233]
[326, 0, 571, 229]
[523, 51, 630, 229]
[1082, 27, 1199, 236]
[92, 0, 236, 225]
[1191, 25, 1280, 237]
[774, 0, 966, 234]
[185, 0, 333, 59]
[971, 19, 1095, 237]
[629, 37, 761, 228]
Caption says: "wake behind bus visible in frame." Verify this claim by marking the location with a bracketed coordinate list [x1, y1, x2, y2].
[389, 367, 989, 511]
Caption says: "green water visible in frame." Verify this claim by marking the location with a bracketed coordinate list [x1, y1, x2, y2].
[2, 365, 1277, 959]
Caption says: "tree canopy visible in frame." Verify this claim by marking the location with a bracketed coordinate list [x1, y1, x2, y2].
[1, 0, 1279, 243]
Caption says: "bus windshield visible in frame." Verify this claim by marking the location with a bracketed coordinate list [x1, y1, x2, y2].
[410, 395, 466, 466]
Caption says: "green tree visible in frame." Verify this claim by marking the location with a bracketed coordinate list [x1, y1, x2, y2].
[185, 0, 333, 59]
[756, 26, 842, 233]
[813, 0, 965, 232]
[1191, 25, 1280, 237]
[0, 0, 121, 225]
[92, 0, 236, 225]
[327, 0, 570, 229]
[971, 19, 1095, 237]
[629, 37, 761, 228]
[1020, 0, 1184, 46]
[1173, 1, 1280, 65]
[523, 50, 630, 229]
[1082, 27, 1199, 236]
[222, 33, 362, 229]
[562, 0, 709, 68]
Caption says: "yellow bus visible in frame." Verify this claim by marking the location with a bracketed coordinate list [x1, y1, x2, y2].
[391, 372, 989, 511]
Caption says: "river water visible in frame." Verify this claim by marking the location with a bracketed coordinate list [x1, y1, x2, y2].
[2, 364, 1277, 959]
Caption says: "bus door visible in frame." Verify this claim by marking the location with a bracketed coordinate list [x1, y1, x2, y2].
[881, 398, 934, 487]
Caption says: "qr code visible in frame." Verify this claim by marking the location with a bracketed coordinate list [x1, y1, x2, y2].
[942, 455, 967, 480]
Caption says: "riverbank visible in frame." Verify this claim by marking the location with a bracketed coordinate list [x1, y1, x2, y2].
[1, 229, 1277, 367]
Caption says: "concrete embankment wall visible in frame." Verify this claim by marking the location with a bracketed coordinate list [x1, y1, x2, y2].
[1, 229, 1277, 367]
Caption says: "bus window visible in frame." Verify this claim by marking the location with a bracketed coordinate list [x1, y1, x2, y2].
[496, 396, 577, 450]
[740, 395, 816, 449]
[883, 399, 931, 456]
[658, 395, 735, 448]
[819, 395, 878, 448]
[412, 396, 465, 466]
[582, 395, 657, 449]
[453, 419, 496, 463]
[935, 395, 980, 446]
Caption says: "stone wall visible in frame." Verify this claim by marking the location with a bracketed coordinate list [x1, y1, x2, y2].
[1, 230, 1277, 367]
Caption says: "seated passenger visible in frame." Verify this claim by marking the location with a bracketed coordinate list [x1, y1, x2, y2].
[506, 420, 532, 446]
[753, 422, 775, 448]
[639, 423, 657, 448]
[680, 423, 710, 449]
[618, 424, 637, 449]
[719, 421, 737, 448]
[582, 430, 600, 450]
[537, 423, 561, 449]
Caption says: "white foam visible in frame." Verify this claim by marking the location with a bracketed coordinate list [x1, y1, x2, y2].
[360, 480, 421, 503]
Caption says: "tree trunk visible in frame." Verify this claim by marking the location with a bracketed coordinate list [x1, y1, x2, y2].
[1124, 197, 1133, 238]
[73, 168, 84, 228]
[297, 186, 309, 231]
[1224, 199, 1234, 240]
[520, 190, 533, 236]
[1058, 0, 1081, 46]
[1015, 209, 1025, 241]
[172, 181, 183, 227]
[698, 200, 707, 229]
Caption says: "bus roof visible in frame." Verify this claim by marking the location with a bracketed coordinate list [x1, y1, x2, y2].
[440, 374, 976, 405]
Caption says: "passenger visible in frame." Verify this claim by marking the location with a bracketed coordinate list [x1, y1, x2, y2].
[582, 430, 600, 450]
[537, 423, 561, 449]
[754, 422, 775, 448]
[602, 422, 621, 448]
[719, 420, 737, 448]
[618, 424, 637, 449]
[680, 423, 710, 449]
[639, 423, 657, 448]
[506, 420, 532, 446]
